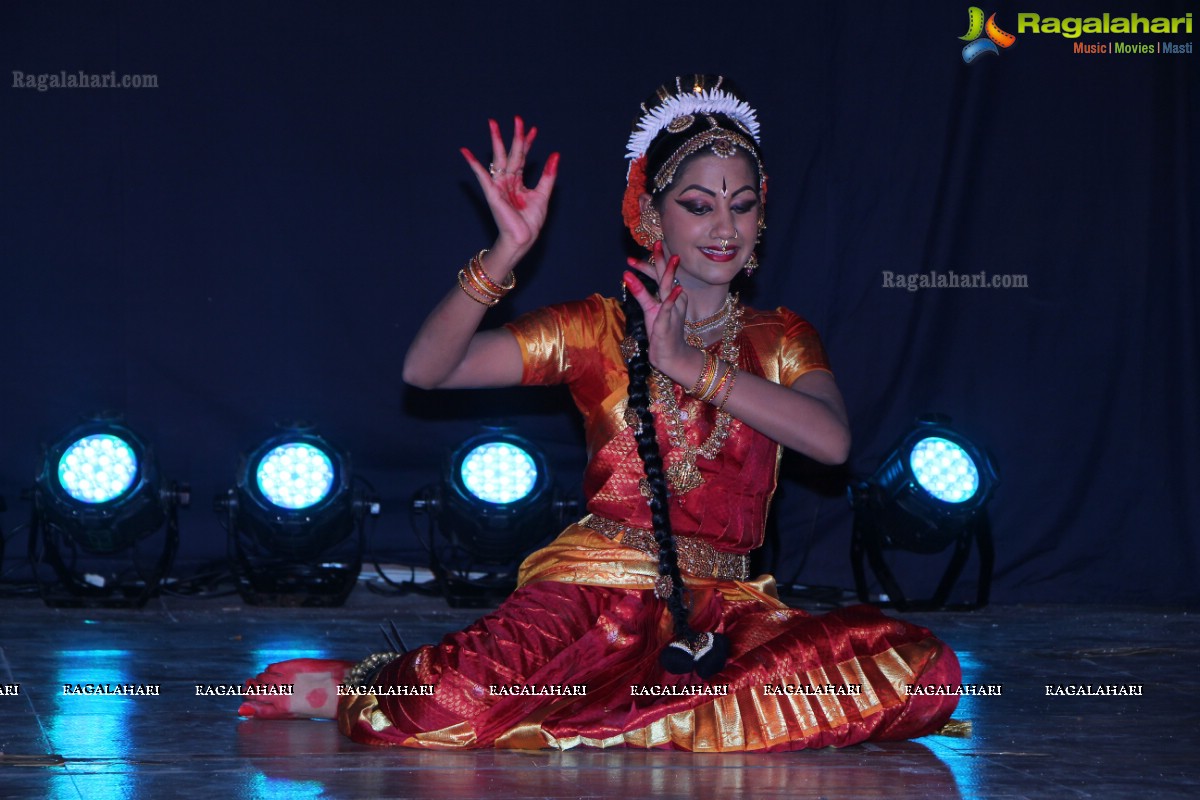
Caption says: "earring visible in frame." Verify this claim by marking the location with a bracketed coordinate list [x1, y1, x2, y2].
[743, 252, 759, 277]
[634, 205, 663, 247]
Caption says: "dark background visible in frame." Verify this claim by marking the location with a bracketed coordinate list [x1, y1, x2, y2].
[2, 1, 1195, 604]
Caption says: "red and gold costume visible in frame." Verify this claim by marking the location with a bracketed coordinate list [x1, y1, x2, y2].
[339, 295, 961, 750]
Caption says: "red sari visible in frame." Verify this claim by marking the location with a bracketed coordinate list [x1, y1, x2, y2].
[339, 295, 961, 750]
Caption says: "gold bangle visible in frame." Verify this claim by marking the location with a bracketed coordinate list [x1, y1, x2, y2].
[717, 365, 739, 410]
[688, 352, 717, 398]
[697, 359, 727, 403]
[705, 362, 733, 404]
[469, 250, 516, 294]
[458, 269, 498, 307]
[463, 263, 504, 300]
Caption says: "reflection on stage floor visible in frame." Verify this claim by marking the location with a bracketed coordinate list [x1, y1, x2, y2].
[0, 593, 1195, 799]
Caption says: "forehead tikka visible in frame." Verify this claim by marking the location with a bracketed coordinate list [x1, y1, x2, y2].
[652, 122, 763, 191]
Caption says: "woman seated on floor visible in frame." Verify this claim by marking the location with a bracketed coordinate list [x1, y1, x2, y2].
[240, 75, 961, 751]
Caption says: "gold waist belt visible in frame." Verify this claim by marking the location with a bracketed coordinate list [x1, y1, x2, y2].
[580, 514, 750, 582]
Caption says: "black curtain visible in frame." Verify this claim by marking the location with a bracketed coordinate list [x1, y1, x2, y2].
[2, 0, 1196, 603]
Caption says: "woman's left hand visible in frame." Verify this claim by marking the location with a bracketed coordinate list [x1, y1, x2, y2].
[623, 248, 698, 379]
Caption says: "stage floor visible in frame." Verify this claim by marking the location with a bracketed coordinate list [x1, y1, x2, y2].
[0, 588, 1195, 799]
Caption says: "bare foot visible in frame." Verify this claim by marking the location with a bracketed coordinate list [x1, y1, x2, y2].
[238, 658, 355, 720]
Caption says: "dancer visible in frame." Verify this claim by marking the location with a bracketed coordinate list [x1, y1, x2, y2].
[241, 75, 961, 751]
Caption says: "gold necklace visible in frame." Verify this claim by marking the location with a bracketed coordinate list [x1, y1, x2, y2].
[684, 294, 733, 331]
[651, 300, 743, 495]
[683, 293, 734, 348]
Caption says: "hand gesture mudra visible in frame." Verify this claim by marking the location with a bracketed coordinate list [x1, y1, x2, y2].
[623, 242, 694, 376]
[460, 117, 559, 259]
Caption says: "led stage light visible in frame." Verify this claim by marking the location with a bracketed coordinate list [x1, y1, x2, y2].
[29, 416, 188, 607]
[849, 415, 998, 609]
[218, 426, 378, 607]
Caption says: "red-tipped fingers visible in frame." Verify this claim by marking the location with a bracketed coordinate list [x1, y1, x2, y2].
[623, 270, 654, 309]
[488, 119, 506, 169]
[651, 242, 668, 283]
[625, 255, 655, 281]
[655, 284, 688, 343]
[524, 126, 538, 151]
[238, 702, 255, 717]
[460, 148, 494, 187]
[507, 116, 526, 171]
[661, 253, 680, 290]
[533, 152, 559, 195]
[623, 270, 642, 295]
[657, 283, 686, 316]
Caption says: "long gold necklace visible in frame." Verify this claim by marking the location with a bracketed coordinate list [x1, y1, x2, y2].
[651, 298, 743, 495]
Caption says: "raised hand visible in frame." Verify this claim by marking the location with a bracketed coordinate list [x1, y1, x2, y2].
[460, 117, 559, 259]
[623, 246, 697, 380]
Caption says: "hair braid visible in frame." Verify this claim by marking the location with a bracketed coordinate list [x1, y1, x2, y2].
[621, 272, 695, 642]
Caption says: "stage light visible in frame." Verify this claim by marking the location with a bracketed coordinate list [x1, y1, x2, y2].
[848, 414, 998, 609]
[29, 416, 189, 607]
[217, 425, 379, 606]
[58, 434, 138, 504]
[255, 441, 336, 509]
[412, 426, 575, 607]
[441, 430, 555, 563]
[459, 441, 539, 505]
[909, 437, 979, 504]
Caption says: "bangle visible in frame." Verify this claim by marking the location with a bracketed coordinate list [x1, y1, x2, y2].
[458, 269, 499, 306]
[469, 249, 516, 295]
[688, 352, 718, 398]
[697, 359, 728, 403]
[456, 249, 515, 308]
[462, 264, 504, 301]
[705, 362, 734, 404]
[699, 360, 728, 403]
[717, 365, 739, 410]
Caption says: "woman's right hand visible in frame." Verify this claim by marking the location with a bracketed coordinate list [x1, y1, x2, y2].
[460, 117, 559, 260]
[401, 118, 552, 391]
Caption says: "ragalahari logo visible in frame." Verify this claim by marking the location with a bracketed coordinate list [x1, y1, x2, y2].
[960, 7, 1017, 62]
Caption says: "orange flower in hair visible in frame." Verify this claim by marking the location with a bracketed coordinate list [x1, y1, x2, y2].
[622, 156, 650, 245]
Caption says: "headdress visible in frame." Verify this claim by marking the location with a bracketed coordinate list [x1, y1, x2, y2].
[625, 75, 761, 165]
[622, 75, 766, 247]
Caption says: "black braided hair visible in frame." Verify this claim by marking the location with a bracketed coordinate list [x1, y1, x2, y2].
[622, 271, 730, 678]
[621, 270, 692, 640]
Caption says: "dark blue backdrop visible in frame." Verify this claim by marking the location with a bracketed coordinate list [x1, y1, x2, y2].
[2, 0, 1196, 604]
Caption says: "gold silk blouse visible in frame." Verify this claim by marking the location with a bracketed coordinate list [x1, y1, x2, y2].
[505, 294, 831, 555]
